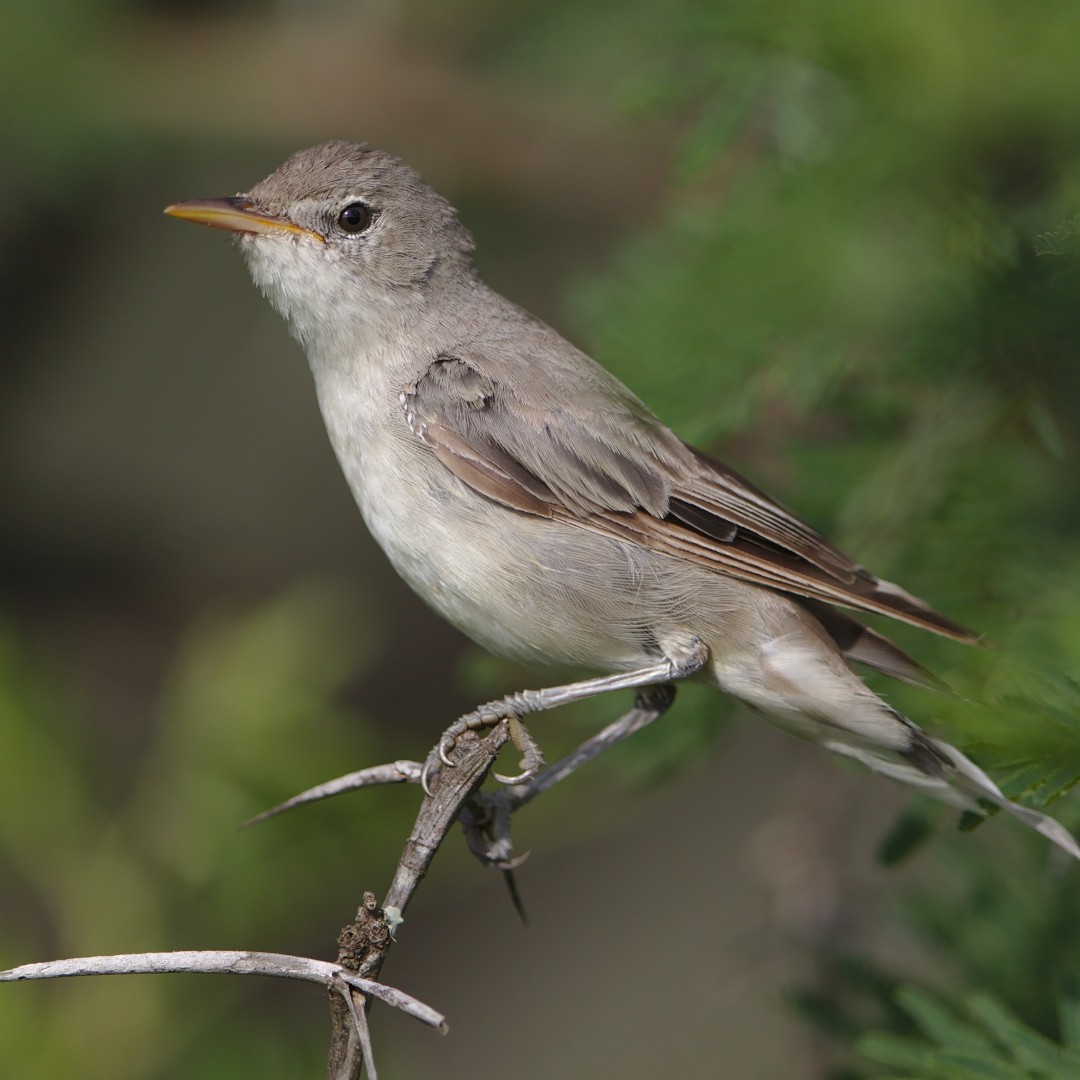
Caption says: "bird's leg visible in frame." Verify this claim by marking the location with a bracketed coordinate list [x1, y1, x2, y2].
[459, 684, 678, 920]
[504, 683, 677, 807]
[422, 637, 707, 793]
[460, 683, 677, 861]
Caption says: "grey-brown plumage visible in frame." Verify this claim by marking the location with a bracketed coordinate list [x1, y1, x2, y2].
[165, 141, 1079, 859]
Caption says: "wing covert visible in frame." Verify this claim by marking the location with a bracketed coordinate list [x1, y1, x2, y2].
[402, 351, 977, 643]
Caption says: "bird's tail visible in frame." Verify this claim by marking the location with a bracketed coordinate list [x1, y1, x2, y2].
[930, 738, 1080, 861]
[822, 729, 1080, 861]
[746, 624, 1079, 859]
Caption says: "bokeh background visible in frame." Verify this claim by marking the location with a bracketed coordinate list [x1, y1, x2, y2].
[3, 2, 1080, 1077]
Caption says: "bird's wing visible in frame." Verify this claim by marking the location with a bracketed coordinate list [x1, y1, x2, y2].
[402, 352, 977, 643]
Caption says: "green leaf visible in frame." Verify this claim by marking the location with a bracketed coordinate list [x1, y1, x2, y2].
[966, 994, 1077, 1072]
[896, 988, 996, 1056]
[859, 985, 1080, 1079]
[1058, 985, 1080, 1052]
[858, 1032, 933, 1070]
[877, 804, 940, 866]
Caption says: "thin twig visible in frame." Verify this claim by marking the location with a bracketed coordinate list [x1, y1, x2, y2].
[0, 951, 446, 1032]
[242, 761, 423, 827]
[448, 687, 674, 872]
[3, 689, 676, 1080]
[384, 728, 510, 917]
[328, 726, 510, 1077]
[338, 977, 378, 1080]
[338, 972, 446, 1031]
[247, 686, 674, 829]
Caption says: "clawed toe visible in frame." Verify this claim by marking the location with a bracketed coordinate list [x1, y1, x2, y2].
[420, 752, 440, 797]
[460, 791, 529, 871]
[492, 716, 546, 785]
[437, 736, 456, 767]
[423, 713, 546, 793]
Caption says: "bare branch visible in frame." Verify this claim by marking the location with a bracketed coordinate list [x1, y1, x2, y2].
[328, 726, 511, 1077]
[0, 950, 447, 1036]
[324, 690, 673, 1075]
[383, 727, 510, 917]
[242, 760, 423, 827]
[1, 950, 334, 984]
[338, 972, 447, 1032]
[3, 689, 674, 1080]
[247, 686, 674, 833]
[338, 978, 378, 1080]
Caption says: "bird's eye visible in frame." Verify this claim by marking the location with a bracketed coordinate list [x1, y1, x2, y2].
[337, 202, 374, 234]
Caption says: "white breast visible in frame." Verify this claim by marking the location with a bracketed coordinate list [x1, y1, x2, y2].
[306, 347, 672, 671]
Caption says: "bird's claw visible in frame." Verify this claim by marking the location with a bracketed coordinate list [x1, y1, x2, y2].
[465, 828, 530, 871]
[437, 737, 456, 768]
[420, 753, 439, 798]
[490, 715, 545, 786]
[422, 713, 545, 794]
[460, 791, 530, 871]
[420, 725, 479, 795]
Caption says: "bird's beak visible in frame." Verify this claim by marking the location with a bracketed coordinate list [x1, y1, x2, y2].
[163, 196, 324, 243]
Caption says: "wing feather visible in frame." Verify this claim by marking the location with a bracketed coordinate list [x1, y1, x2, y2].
[402, 351, 978, 646]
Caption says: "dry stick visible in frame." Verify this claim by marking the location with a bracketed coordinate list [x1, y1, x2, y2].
[0, 734, 501, 1080]
[506, 684, 675, 811]
[254, 685, 676, 828]
[328, 725, 511, 1080]
[242, 761, 422, 829]
[1, 689, 673, 1080]
[325, 687, 676, 1078]
[0, 952, 447, 1032]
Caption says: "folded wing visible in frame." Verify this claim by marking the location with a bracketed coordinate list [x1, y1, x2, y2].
[402, 351, 978, 654]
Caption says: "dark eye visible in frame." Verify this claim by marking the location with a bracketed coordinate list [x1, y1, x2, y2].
[337, 202, 373, 234]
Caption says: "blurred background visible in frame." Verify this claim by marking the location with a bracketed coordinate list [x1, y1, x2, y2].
[3, 2, 1080, 1077]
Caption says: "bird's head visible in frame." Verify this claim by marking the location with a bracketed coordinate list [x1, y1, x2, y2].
[166, 141, 477, 354]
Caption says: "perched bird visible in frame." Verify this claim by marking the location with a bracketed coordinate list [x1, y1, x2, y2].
[166, 141, 1079, 859]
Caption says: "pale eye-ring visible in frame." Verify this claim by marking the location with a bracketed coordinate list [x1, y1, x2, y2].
[337, 202, 374, 234]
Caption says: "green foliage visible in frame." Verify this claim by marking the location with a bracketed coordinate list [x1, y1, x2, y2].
[558, 0, 1080, 811]
[5, 0, 1080, 1076]
[541, 4, 1080, 1071]
[0, 583, 407, 1078]
[1034, 214, 1080, 258]
[793, 821, 1080, 1077]
[860, 986, 1080, 1079]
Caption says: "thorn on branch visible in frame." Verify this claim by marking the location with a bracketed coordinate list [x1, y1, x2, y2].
[3, 689, 675, 1079]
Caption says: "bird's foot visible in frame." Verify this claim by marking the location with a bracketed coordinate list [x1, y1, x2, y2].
[459, 789, 528, 871]
[459, 789, 531, 923]
[422, 702, 546, 795]
[493, 716, 546, 784]
[420, 639, 706, 795]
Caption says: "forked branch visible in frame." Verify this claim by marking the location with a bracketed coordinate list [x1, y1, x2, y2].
[1, 688, 674, 1080]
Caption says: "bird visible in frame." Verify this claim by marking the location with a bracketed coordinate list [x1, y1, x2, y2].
[165, 140, 1079, 860]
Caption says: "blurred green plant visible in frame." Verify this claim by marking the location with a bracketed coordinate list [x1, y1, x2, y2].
[860, 986, 1080, 1079]
[0, 582, 406, 1079]
[5, 0, 1080, 1077]
[531, 1, 1080, 1073]
[792, 814, 1080, 1076]
[553, 0, 1080, 814]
